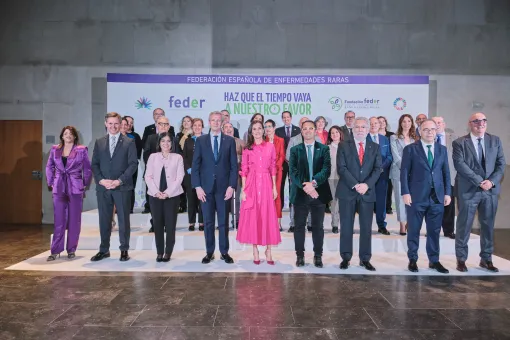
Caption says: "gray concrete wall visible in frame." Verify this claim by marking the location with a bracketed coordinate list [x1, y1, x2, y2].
[0, 0, 509, 226]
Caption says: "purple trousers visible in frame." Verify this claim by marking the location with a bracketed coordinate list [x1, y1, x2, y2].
[51, 194, 83, 254]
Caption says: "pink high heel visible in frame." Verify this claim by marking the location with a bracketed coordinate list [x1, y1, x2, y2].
[253, 249, 260, 265]
[265, 249, 274, 265]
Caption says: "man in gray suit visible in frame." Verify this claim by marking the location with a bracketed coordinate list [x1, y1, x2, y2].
[339, 110, 355, 140]
[91, 112, 138, 262]
[432, 116, 457, 239]
[453, 112, 505, 272]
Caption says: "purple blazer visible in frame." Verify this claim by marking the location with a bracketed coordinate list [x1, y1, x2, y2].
[46, 145, 93, 195]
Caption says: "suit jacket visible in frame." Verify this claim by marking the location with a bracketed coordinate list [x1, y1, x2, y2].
[91, 134, 138, 191]
[390, 135, 410, 180]
[191, 133, 238, 194]
[340, 125, 353, 140]
[441, 130, 458, 183]
[183, 136, 198, 172]
[400, 141, 451, 204]
[367, 134, 393, 180]
[143, 131, 176, 165]
[141, 123, 176, 152]
[46, 145, 92, 195]
[285, 133, 322, 162]
[336, 138, 382, 202]
[275, 124, 301, 152]
[289, 142, 332, 205]
[453, 133, 506, 199]
[145, 152, 185, 198]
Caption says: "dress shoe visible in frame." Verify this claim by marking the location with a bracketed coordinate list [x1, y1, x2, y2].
[156, 254, 163, 262]
[325, 206, 331, 214]
[332, 227, 339, 234]
[221, 253, 234, 264]
[444, 232, 455, 239]
[386, 209, 393, 214]
[296, 256, 305, 267]
[162, 254, 171, 262]
[199, 225, 204, 231]
[67, 252, 75, 259]
[149, 226, 154, 233]
[429, 262, 449, 273]
[307, 225, 312, 233]
[408, 260, 418, 272]
[400, 232, 407, 236]
[142, 208, 150, 214]
[339, 260, 350, 269]
[288, 226, 295, 233]
[360, 261, 376, 271]
[47, 253, 60, 261]
[480, 259, 499, 272]
[313, 256, 323, 268]
[279, 225, 283, 232]
[378, 227, 390, 235]
[90, 252, 110, 262]
[456, 260, 468, 272]
[188, 225, 195, 231]
[120, 251, 130, 262]
[202, 253, 215, 264]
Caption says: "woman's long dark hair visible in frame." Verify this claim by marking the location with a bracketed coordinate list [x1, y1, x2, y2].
[396, 114, 418, 140]
[244, 121, 264, 150]
[156, 132, 172, 152]
[327, 125, 344, 145]
[58, 126, 79, 148]
[250, 113, 264, 123]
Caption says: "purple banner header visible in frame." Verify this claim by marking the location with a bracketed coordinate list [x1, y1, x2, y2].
[107, 73, 429, 85]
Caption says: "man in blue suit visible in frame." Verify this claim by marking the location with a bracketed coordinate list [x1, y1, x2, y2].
[400, 119, 451, 273]
[367, 117, 393, 235]
[192, 111, 238, 264]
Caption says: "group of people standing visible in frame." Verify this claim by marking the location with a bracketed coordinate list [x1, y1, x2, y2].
[45, 107, 505, 274]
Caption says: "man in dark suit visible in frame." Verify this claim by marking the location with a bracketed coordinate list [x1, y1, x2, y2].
[192, 111, 238, 264]
[339, 110, 356, 140]
[415, 113, 427, 137]
[91, 112, 138, 262]
[275, 111, 301, 211]
[221, 110, 239, 138]
[337, 117, 381, 271]
[124, 115, 142, 214]
[401, 119, 451, 273]
[453, 112, 505, 272]
[367, 117, 393, 235]
[289, 120, 331, 268]
[141, 108, 175, 213]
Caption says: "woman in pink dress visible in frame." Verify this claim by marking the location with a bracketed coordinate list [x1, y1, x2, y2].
[237, 121, 281, 265]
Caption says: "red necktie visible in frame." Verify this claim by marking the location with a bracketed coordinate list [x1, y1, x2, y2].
[358, 142, 364, 165]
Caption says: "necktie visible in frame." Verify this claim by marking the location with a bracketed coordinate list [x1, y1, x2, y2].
[306, 145, 313, 181]
[436, 135, 441, 144]
[213, 135, 219, 163]
[110, 135, 117, 157]
[427, 145, 433, 167]
[372, 135, 377, 143]
[358, 142, 364, 165]
[159, 166, 168, 192]
[349, 128, 353, 138]
[286, 126, 290, 138]
[477, 138, 485, 170]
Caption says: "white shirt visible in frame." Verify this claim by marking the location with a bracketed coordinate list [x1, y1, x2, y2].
[210, 131, 222, 153]
[421, 139, 434, 158]
[470, 132, 485, 160]
[369, 134, 379, 144]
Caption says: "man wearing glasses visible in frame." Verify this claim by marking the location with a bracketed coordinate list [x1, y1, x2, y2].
[453, 112, 506, 272]
[340, 111, 356, 140]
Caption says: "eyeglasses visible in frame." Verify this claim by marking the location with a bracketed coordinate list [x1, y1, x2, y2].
[470, 118, 487, 125]
[158, 123, 170, 126]
[264, 125, 273, 129]
[421, 128, 437, 133]
[345, 116, 355, 119]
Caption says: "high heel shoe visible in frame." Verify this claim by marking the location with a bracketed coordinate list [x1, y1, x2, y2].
[253, 249, 260, 265]
[67, 252, 76, 259]
[47, 253, 60, 261]
[265, 249, 275, 265]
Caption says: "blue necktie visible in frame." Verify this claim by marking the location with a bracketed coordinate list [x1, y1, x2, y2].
[307, 145, 313, 182]
[436, 135, 441, 144]
[372, 135, 376, 143]
[213, 135, 219, 163]
[478, 137, 485, 170]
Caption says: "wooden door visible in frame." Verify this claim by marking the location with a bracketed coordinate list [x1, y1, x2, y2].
[0, 120, 42, 224]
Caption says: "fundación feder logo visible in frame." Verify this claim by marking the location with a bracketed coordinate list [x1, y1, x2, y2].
[393, 97, 407, 111]
[135, 97, 152, 109]
[328, 97, 343, 111]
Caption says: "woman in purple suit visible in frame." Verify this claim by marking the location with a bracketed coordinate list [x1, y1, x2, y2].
[46, 126, 92, 261]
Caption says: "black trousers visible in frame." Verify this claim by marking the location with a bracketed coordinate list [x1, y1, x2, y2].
[149, 195, 179, 255]
[130, 170, 138, 213]
[97, 190, 131, 253]
[339, 197, 373, 262]
[386, 179, 393, 212]
[442, 185, 455, 234]
[280, 162, 289, 209]
[184, 174, 203, 224]
[293, 197, 326, 257]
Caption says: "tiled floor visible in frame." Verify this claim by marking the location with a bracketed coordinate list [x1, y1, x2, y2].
[1, 224, 510, 339]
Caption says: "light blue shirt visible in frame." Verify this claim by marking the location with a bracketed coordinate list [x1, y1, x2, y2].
[210, 131, 221, 154]
[470, 132, 485, 160]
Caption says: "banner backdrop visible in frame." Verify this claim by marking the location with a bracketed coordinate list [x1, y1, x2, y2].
[107, 73, 429, 209]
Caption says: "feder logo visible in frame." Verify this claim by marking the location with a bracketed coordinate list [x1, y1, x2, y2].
[135, 97, 152, 109]
[168, 96, 206, 109]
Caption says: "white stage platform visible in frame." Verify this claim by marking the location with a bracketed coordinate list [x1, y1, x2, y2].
[6, 209, 510, 276]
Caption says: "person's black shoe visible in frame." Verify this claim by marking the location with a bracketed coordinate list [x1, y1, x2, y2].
[307, 225, 312, 233]
[90, 252, 110, 262]
[178, 206, 185, 213]
[188, 225, 195, 231]
[149, 226, 154, 233]
[288, 226, 295, 233]
[199, 225, 204, 231]
[120, 251, 130, 262]
[408, 260, 418, 272]
[221, 253, 234, 264]
[162, 254, 171, 262]
[480, 259, 499, 272]
[279, 225, 283, 232]
[360, 261, 376, 271]
[456, 260, 468, 272]
[339, 260, 349, 269]
[429, 262, 449, 274]
[142, 208, 150, 214]
[444, 232, 456, 239]
[313, 256, 323, 268]
[332, 227, 339, 234]
[130, 210, 134, 214]
[325, 206, 331, 214]
[202, 253, 214, 264]
[378, 227, 390, 235]
[386, 209, 393, 214]
[156, 254, 163, 262]
[296, 256, 305, 267]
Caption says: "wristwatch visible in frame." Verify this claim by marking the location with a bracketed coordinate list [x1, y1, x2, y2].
[312, 180, 318, 188]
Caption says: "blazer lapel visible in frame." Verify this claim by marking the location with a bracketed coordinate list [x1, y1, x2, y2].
[54, 147, 65, 171]
[416, 141, 431, 169]
[205, 134, 213, 162]
[465, 135, 481, 167]
[432, 142, 441, 169]
[65, 145, 77, 169]
[349, 140, 361, 168]
[111, 135, 123, 159]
